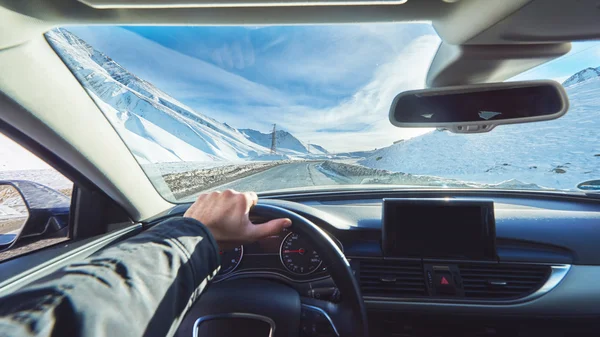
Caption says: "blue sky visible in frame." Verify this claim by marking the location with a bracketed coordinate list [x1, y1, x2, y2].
[512, 41, 600, 83]
[68, 25, 600, 152]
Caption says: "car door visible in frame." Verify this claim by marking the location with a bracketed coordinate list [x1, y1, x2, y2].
[0, 130, 136, 295]
[0, 131, 73, 261]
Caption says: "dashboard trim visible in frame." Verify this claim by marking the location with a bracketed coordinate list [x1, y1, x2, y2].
[192, 313, 275, 337]
[260, 188, 600, 205]
[213, 270, 331, 284]
[363, 264, 571, 305]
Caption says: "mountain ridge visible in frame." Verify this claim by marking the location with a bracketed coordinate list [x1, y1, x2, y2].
[562, 66, 600, 87]
[239, 129, 327, 154]
[46, 28, 321, 164]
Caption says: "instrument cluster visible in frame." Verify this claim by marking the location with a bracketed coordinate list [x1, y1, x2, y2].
[216, 227, 334, 281]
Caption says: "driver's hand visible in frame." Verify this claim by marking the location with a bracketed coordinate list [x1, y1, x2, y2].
[184, 189, 292, 249]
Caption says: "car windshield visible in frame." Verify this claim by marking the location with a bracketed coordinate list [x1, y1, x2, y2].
[46, 24, 600, 202]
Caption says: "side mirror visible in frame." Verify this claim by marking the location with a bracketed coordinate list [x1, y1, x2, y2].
[0, 180, 70, 252]
[0, 184, 29, 250]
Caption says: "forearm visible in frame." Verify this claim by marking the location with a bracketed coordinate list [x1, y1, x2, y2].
[0, 217, 220, 337]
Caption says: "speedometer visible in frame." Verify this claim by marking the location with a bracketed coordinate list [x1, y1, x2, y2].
[218, 245, 243, 276]
[280, 232, 322, 275]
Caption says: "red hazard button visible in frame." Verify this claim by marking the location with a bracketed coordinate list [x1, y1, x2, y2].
[434, 272, 456, 295]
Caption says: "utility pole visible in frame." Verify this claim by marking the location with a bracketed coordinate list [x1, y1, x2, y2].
[270, 124, 277, 154]
[307, 141, 311, 154]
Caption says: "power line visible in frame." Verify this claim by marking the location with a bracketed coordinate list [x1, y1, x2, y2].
[516, 43, 600, 79]
[270, 123, 277, 154]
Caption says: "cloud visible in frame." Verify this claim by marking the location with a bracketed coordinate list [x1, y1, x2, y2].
[255, 24, 434, 95]
[259, 35, 286, 52]
[552, 75, 570, 84]
[210, 36, 256, 70]
[286, 35, 441, 152]
[67, 27, 294, 107]
[68, 25, 440, 153]
[201, 34, 440, 152]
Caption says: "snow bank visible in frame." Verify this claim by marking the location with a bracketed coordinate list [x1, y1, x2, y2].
[162, 161, 292, 200]
[318, 161, 544, 190]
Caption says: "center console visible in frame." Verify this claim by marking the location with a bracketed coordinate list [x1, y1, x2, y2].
[380, 199, 499, 299]
[352, 198, 578, 336]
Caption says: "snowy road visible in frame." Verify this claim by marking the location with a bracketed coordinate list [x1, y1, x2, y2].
[208, 162, 336, 192]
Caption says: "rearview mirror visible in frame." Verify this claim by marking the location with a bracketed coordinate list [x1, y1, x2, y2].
[389, 80, 569, 133]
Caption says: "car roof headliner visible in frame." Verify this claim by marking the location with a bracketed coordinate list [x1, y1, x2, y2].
[2, 0, 600, 44]
[1, 0, 599, 86]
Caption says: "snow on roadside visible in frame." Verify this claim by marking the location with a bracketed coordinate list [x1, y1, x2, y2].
[163, 160, 293, 200]
[317, 161, 544, 190]
[359, 78, 600, 191]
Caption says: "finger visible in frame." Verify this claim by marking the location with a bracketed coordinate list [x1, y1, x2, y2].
[244, 191, 258, 209]
[184, 194, 207, 217]
[222, 189, 236, 197]
[195, 193, 208, 202]
[247, 218, 292, 240]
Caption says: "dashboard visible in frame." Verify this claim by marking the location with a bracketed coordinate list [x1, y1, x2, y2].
[173, 189, 600, 336]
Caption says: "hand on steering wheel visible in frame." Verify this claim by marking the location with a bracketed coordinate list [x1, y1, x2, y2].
[184, 190, 292, 249]
[181, 190, 369, 337]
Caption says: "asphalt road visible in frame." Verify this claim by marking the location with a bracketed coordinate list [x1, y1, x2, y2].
[209, 161, 336, 192]
[0, 237, 69, 262]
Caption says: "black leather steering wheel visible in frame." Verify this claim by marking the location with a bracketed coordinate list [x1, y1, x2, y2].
[177, 203, 369, 337]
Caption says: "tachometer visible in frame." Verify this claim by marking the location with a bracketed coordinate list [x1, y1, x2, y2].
[280, 232, 322, 275]
[218, 245, 243, 276]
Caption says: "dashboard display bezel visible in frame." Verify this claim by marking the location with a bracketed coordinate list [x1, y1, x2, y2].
[382, 198, 497, 260]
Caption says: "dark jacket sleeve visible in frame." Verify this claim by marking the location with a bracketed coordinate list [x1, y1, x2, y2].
[0, 217, 221, 337]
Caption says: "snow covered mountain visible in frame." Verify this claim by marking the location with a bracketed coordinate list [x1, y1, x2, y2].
[360, 76, 600, 190]
[311, 144, 329, 154]
[240, 129, 327, 155]
[562, 66, 600, 87]
[46, 28, 315, 164]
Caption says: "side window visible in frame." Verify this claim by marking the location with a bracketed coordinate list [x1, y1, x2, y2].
[0, 133, 72, 261]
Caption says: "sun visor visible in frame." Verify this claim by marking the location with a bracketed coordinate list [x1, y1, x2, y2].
[77, 0, 408, 8]
[426, 42, 571, 88]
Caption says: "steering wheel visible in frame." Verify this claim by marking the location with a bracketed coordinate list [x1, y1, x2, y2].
[177, 203, 369, 337]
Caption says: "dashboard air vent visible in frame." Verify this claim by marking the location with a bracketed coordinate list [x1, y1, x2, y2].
[459, 263, 551, 299]
[358, 259, 426, 297]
